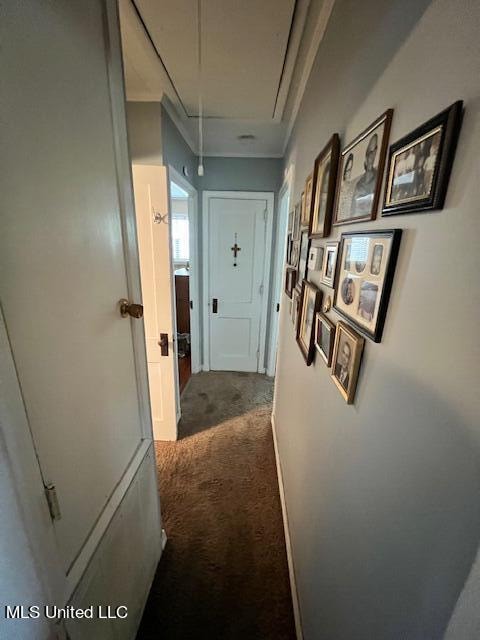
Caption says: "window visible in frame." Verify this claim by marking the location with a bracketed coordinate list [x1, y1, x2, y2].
[172, 212, 189, 263]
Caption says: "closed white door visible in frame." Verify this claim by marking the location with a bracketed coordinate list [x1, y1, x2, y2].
[0, 0, 146, 571]
[133, 165, 179, 441]
[207, 195, 270, 372]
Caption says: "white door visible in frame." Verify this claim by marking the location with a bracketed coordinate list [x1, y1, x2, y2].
[0, 0, 147, 572]
[206, 194, 272, 372]
[133, 165, 179, 441]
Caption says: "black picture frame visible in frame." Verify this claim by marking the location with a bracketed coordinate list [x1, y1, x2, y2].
[295, 229, 310, 291]
[296, 280, 322, 365]
[382, 101, 463, 216]
[285, 267, 297, 299]
[333, 229, 402, 342]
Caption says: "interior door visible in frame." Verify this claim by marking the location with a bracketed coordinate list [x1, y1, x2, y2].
[208, 196, 268, 372]
[0, 0, 145, 572]
[132, 165, 179, 441]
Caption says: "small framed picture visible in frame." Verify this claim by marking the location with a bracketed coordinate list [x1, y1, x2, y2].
[321, 242, 339, 288]
[333, 229, 402, 342]
[287, 207, 294, 233]
[293, 201, 301, 240]
[314, 313, 336, 366]
[307, 245, 324, 273]
[291, 288, 300, 330]
[285, 267, 297, 298]
[303, 173, 314, 227]
[331, 322, 364, 404]
[285, 233, 293, 266]
[296, 280, 322, 365]
[300, 191, 306, 227]
[333, 109, 393, 226]
[382, 101, 463, 216]
[310, 134, 340, 238]
[290, 240, 300, 268]
[296, 229, 310, 289]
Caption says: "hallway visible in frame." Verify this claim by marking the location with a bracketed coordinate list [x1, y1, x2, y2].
[137, 372, 295, 640]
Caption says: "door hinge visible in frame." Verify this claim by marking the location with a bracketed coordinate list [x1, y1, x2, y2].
[276, 302, 280, 312]
[259, 283, 264, 296]
[189, 300, 193, 310]
[44, 483, 61, 521]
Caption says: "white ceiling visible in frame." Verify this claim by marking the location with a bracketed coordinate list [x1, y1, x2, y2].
[120, 0, 335, 156]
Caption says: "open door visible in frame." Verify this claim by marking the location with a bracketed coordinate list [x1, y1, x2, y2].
[132, 165, 179, 441]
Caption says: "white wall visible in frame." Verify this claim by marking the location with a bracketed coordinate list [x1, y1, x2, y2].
[126, 101, 164, 165]
[275, 0, 480, 637]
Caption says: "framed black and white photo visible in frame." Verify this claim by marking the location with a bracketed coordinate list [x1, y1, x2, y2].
[333, 229, 402, 342]
[331, 322, 365, 404]
[296, 280, 322, 365]
[307, 245, 324, 273]
[333, 109, 393, 225]
[310, 134, 340, 238]
[321, 242, 339, 288]
[383, 101, 463, 215]
[296, 229, 310, 289]
[291, 288, 300, 330]
[285, 267, 297, 299]
[314, 313, 336, 366]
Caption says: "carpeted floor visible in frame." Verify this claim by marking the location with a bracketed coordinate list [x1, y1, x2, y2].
[136, 371, 296, 640]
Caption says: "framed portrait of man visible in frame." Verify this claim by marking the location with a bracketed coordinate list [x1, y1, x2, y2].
[382, 101, 463, 216]
[296, 280, 322, 365]
[333, 229, 402, 342]
[310, 134, 340, 238]
[333, 109, 393, 225]
[331, 322, 365, 403]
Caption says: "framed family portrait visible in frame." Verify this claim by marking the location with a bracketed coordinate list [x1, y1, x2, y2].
[285, 267, 297, 298]
[333, 109, 393, 225]
[383, 100, 463, 215]
[291, 288, 300, 330]
[310, 134, 340, 238]
[314, 313, 336, 366]
[296, 280, 322, 365]
[296, 229, 310, 289]
[333, 229, 402, 342]
[321, 242, 339, 288]
[331, 322, 364, 404]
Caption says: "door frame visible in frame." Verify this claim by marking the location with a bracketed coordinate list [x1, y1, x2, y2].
[266, 169, 292, 376]
[0, 0, 156, 607]
[202, 190, 274, 373]
[168, 166, 201, 376]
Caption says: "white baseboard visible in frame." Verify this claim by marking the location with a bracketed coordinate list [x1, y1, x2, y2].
[271, 413, 304, 640]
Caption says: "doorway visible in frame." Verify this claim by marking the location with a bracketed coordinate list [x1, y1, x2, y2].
[169, 168, 201, 386]
[202, 191, 274, 373]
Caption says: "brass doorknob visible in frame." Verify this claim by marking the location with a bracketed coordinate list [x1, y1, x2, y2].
[119, 299, 144, 319]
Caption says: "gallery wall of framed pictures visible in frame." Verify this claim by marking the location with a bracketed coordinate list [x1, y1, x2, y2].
[282, 99, 464, 404]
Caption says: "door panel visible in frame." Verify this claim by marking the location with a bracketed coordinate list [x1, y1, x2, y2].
[0, 0, 143, 571]
[209, 197, 267, 371]
[132, 165, 178, 441]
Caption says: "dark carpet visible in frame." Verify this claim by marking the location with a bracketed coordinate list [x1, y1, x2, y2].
[136, 371, 296, 640]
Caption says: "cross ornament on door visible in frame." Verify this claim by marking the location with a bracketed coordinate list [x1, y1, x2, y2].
[231, 233, 241, 267]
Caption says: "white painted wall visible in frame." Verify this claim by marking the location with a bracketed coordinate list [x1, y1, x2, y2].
[126, 101, 164, 165]
[274, 0, 480, 638]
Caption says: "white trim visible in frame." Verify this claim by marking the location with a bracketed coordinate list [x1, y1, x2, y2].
[168, 167, 201, 375]
[271, 413, 304, 640]
[267, 173, 292, 376]
[66, 439, 151, 596]
[202, 190, 274, 373]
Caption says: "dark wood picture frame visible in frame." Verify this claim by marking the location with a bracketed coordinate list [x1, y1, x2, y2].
[314, 312, 336, 366]
[295, 229, 310, 291]
[331, 321, 365, 404]
[284, 267, 297, 298]
[285, 233, 293, 265]
[333, 109, 393, 226]
[310, 133, 340, 238]
[296, 280, 322, 365]
[382, 100, 463, 216]
[333, 229, 402, 342]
